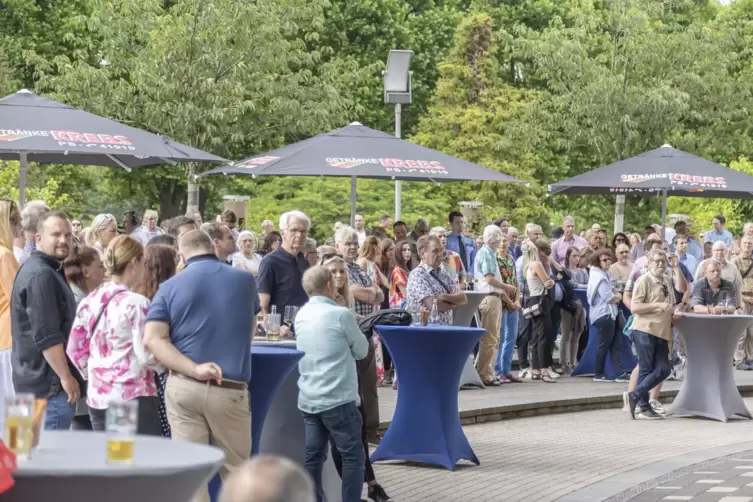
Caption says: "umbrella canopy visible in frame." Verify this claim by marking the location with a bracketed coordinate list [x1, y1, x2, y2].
[201, 122, 523, 225]
[201, 122, 522, 183]
[548, 144, 753, 198]
[0, 89, 227, 206]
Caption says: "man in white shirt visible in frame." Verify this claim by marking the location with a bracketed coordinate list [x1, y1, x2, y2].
[354, 214, 369, 246]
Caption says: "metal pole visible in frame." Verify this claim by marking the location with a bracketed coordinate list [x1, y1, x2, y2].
[19, 152, 27, 209]
[660, 188, 668, 241]
[394, 103, 402, 221]
[350, 176, 357, 227]
[614, 195, 625, 234]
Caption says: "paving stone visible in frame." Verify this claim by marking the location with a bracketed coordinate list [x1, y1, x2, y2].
[371, 398, 753, 501]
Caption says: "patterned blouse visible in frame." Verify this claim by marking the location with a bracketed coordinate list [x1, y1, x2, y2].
[67, 281, 159, 410]
[406, 264, 462, 325]
[389, 266, 409, 308]
[496, 250, 518, 311]
[346, 261, 376, 317]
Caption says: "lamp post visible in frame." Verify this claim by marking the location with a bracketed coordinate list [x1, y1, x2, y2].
[383, 49, 413, 222]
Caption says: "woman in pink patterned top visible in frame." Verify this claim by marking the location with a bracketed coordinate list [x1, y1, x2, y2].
[67, 235, 162, 435]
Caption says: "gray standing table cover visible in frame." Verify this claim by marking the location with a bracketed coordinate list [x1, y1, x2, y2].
[253, 339, 343, 502]
[454, 292, 487, 389]
[669, 313, 753, 422]
[7, 431, 223, 502]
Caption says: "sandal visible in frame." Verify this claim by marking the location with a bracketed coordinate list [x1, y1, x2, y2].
[532, 371, 542, 380]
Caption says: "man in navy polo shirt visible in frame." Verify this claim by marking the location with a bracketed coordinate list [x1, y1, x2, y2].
[144, 230, 259, 502]
[257, 210, 310, 335]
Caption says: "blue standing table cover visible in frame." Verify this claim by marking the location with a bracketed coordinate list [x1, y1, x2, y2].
[371, 325, 484, 470]
[209, 345, 304, 502]
[571, 288, 636, 378]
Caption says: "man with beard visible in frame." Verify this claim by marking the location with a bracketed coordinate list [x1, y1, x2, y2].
[11, 211, 82, 429]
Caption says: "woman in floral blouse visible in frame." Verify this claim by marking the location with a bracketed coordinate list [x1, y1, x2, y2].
[67, 235, 162, 435]
[389, 240, 414, 309]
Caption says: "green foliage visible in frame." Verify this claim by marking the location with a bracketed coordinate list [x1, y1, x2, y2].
[0, 161, 69, 208]
[412, 13, 549, 230]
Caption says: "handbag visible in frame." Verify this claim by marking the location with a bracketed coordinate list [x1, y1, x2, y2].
[522, 296, 543, 320]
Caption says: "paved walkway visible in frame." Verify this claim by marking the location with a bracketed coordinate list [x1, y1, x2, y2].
[371, 398, 753, 502]
[627, 450, 753, 502]
[376, 370, 753, 427]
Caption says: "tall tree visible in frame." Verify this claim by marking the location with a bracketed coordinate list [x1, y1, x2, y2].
[30, 0, 357, 218]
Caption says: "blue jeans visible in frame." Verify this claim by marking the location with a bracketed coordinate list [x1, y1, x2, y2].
[45, 391, 76, 430]
[302, 401, 364, 502]
[495, 310, 520, 376]
[630, 330, 671, 410]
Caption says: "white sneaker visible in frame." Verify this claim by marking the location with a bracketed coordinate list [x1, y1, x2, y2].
[673, 364, 684, 381]
[546, 367, 561, 379]
[649, 399, 666, 415]
[622, 391, 630, 412]
[519, 368, 532, 380]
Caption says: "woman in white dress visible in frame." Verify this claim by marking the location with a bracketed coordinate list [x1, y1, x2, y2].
[232, 231, 263, 275]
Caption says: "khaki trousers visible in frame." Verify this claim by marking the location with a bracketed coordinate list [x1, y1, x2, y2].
[735, 302, 753, 363]
[165, 375, 252, 502]
[477, 296, 503, 382]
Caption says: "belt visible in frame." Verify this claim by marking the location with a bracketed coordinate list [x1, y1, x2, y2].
[170, 371, 247, 390]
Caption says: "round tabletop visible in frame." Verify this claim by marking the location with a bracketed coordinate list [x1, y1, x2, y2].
[252, 338, 297, 348]
[19, 431, 224, 476]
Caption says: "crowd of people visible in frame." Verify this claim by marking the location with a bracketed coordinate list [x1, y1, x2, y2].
[1, 198, 752, 501]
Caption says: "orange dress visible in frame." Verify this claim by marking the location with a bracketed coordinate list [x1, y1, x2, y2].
[0, 247, 19, 351]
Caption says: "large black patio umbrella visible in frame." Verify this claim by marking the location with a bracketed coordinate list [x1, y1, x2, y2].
[0, 89, 227, 207]
[548, 144, 753, 234]
[200, 122, 524, 225]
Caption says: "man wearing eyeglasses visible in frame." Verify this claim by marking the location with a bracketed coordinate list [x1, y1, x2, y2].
[624, 249, 682, 420]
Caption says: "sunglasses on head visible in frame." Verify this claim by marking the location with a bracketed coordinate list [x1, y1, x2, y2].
[318, 252, 343, 264]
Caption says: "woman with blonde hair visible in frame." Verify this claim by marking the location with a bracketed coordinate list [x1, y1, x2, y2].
[357, 235, 389, 288]
[67, 235, 162, 435]
[0, 199, 20, 415]
[132, 209, 163, 245]
[522, 240, 556, 382]
[85, 213, 118, 257]
[318, 252, 353, 308]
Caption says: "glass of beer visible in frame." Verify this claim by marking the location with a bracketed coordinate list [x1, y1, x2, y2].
[5, 393, 35, 460]
[106, 400, 138, 464]
[267, 313, 281, 341]
[420, 308, 429, 327]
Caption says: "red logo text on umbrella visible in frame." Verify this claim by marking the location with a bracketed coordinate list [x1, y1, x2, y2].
[0, 129, 135, 151]
[326, 157, 447, 173]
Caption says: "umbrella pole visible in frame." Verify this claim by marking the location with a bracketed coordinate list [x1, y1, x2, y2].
[661, 188, 668, 241]
[350, 176, 357, 227]
[19, 152, 27, 209]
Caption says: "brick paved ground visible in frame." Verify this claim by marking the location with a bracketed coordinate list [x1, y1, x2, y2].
[625, 451, 753, 502]
[371, 397, 753, 502]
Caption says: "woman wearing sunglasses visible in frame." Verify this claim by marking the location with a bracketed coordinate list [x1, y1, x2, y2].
[85, 213, 119, 259]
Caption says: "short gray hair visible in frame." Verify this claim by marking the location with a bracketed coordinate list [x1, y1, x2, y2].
[429, 226, 446, 236]
[279, 211, 311, 231]
[302, 237, 317, 253]
[335, 225, 358, 245]
[508, 226, 518, 236]
[483, 224, 503, 245]
[647, 249, 667, 263]
[712, 241, 727, 251]
[302, 266, 333, 297]
[524, 223, 541, 237]
[21, 200, 50, 232]
[219, 456, 314, 502]
[563, 216, 574, 225]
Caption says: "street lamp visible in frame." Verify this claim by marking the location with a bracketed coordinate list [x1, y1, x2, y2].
[383, 49, 413, 222]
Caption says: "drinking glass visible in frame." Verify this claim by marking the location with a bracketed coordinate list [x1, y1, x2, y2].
[284, 306, 299, 325]
[411, 311, 422, 326]
[267, 313, 281, 341]
[5, 393, 35, 460]
[106, 400, 138, 464]
[419, 308, 429, 327]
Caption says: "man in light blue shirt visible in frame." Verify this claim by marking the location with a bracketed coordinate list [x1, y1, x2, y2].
[673, 234, 698, 276]
[705, 214, 733, 246]
[295, 266, 368, 502]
